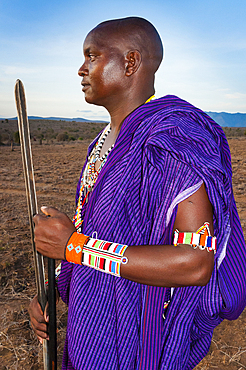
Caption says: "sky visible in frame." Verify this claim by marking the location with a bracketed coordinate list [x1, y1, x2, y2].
[0, 0, 246, 121]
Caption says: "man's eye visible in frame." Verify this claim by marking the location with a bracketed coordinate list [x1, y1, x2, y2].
[88, 54, 96, 61]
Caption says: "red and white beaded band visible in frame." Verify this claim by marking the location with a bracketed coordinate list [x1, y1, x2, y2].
[173, 222, 217, 253]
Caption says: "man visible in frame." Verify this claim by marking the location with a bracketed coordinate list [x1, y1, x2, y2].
[29, 17, 246, 369]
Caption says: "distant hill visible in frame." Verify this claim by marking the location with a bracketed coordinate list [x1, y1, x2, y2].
[205, 112, 246, 127]
[1, 112, 246, 127]
[6, 116, 107, 124]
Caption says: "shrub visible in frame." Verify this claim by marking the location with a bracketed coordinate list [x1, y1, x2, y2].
[57, 132, 69, 141]
[14, 131, 20, 144]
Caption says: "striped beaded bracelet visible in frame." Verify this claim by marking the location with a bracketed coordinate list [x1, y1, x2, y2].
[173, 222, 217, 253]
[65, 232, 129, 277]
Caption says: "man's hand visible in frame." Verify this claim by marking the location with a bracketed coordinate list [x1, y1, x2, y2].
[29, 295, 49, 343]
[33, 206, 76, 260]
[29, 292, 60, 343]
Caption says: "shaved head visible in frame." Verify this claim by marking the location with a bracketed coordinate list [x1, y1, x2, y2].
[89, 16, 164, 73]
[79, 17, 163, 112]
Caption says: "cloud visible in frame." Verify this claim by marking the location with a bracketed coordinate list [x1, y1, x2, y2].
[76, 109, 109, 119]
[225, 92, 246, 100]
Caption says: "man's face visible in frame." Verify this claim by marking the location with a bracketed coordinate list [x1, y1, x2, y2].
[78, 29, 126, 108]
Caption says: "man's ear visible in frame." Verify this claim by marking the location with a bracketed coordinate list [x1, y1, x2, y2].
[125, 50, 142, 76]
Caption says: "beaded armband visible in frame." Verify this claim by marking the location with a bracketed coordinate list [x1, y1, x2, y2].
[173, 222, 217, 253]
[65, 232, 129, 277]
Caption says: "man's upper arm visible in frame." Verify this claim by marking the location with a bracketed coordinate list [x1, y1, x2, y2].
[174, 182, 214, 236]
[173, 182, 215, 285]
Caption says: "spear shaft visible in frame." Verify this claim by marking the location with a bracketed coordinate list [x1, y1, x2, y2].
[14, 79, 57, 369]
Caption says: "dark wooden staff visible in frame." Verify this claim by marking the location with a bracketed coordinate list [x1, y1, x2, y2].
[14, 79, 57, 370]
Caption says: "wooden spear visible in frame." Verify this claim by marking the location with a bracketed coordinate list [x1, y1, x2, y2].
[14, 79, 57, 370]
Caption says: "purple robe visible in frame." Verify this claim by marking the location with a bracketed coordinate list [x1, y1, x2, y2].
[58, 95, 246, 369]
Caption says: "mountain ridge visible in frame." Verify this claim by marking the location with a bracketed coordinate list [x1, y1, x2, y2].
[205, 112, 246, 127]
[3, 116, 107, 124]
[1, 112, 246, 127]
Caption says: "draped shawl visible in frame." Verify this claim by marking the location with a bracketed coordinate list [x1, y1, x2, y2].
[58, 95, 246, 370]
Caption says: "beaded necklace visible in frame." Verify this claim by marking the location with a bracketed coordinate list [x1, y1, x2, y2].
[73, 123, 113, 230]
[73, 96, 155, 231]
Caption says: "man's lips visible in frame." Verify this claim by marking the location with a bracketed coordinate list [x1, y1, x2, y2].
[81, 83, 90, 92]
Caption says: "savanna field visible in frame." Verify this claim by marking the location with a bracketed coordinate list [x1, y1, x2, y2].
[0, 120, 246, 369]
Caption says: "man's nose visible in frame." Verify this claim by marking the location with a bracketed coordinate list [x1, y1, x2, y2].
[78, 63, 88, 77]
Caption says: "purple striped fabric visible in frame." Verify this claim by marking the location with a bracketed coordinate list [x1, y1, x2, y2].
[58, 95, 246, 369]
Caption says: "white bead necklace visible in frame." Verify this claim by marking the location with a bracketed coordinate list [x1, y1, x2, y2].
[82, 123, 114, 196]
[92, 123, 114, 162]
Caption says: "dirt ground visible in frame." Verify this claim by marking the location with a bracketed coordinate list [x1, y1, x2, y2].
[0, 137, 246, 369]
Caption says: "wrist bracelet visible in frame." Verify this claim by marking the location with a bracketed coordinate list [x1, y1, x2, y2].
[65, 232, 89, 264]
[65, 232, 128, 277]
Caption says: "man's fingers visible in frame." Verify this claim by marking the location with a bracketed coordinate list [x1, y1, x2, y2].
[40, 206, 59, 217]
[28, 295, 44, 317]
[28, 295, 49, 341]
[44, 302, 49, 323]
[30, 317, 48, 339]
[33, 206, 61, 226]
[36, 330, 49, 341]
[33, 206, 60, 225]
[38, 336, 43, 344]
[33, 213, 45, 225]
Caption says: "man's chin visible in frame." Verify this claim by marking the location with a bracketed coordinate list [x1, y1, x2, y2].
[84, 94, 94, 105]
[84, 96, 103, 107]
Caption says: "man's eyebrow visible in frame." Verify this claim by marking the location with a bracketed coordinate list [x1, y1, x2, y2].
[84, 47, 91, 54]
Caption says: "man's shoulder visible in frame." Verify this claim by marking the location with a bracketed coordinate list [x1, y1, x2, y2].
[143, 95, 224, 138]
[147, 95, 213, 122]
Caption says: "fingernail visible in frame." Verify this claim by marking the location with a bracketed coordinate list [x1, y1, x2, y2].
[39, 338, 43, 344]
[41, 206, 47, 210]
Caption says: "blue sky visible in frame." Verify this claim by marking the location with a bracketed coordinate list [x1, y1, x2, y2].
[0, 0, 245, 120]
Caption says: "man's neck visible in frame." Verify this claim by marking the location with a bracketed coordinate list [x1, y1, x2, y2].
[108, 90, 155, 135]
